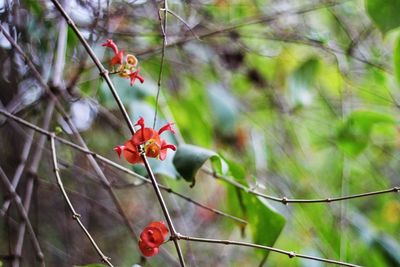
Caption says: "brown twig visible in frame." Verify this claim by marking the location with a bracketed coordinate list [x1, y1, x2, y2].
[49, 135, 114, 267]
[0, 167, 45, 267]
[177, 234, 361, 267]
[204, 169, 399, 204]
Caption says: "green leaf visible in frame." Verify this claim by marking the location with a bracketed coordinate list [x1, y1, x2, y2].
[173, 144, 226, 187]
[394, 35, 400, 84]
[288, 58, 319, 107]
[366, 0, 400, 35]
[207, 85, 238, 136]
[225, 159, 286, 260]
[337, 110, 396, 156]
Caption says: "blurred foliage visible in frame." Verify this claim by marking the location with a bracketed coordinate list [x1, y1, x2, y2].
[0, 0, 399, 266]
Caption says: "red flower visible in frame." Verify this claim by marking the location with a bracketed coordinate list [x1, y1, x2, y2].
[102, 39, 124, 66]
[138, 221, 169, 257]
[129, 68, 145, 86]
[114, 117, 176, 164]
[139, 239, 159, 257]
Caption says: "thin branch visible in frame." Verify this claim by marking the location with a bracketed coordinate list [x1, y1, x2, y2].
[48, 1, 186, 265]
[0, 167, 45, 267]
[0, 128, 35, 215]
[153, 1, 168, 129]
[11, 101, 55, 267]
[177, 234, 361, 267]
[160, 8, 200, 41]
[203, 169, 399, 204]
[0, 108, 246, 226]
[49, 135, 114, 267]
[12, 173, 35, 267]
[136, 0, 350, 56]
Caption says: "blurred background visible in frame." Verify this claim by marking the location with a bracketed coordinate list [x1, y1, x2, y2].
[0, 0, 399, 266]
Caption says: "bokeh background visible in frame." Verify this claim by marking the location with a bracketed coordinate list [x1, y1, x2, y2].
[0, 0, 399, 266]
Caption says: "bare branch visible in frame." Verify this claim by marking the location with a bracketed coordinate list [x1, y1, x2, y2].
[203, 169, 399, 204]
[177, 234, 361, 267]
[0, 167, 45, 266]
[49, 135, 114, 267]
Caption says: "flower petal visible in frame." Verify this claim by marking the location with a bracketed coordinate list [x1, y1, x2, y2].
[113, 145, 125, 159]
[123, 140, 141, 164]
[158, 122, 175, 135]
[139, 239, 159, 257]
[148, 221, 169, 239]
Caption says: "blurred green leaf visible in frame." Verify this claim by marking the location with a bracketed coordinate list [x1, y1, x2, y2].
[207, 85, 238, 136]
[173, 144, 227, 187]
[288, 58, 319, 107]
[225, 159, 286, 260]
[394, 35, 400, 84]
[337, 110, 396, 156]
[366, 0, 400, 34]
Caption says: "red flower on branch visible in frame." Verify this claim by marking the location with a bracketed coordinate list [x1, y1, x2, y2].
[102, 39, 124, 66]
[114, 117, 176, 164]
[101, 39, 144, 87]
[138, 221, 169, 257]
[129, 68, 145, 86]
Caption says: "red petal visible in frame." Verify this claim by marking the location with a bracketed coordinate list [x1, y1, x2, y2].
[159, 139, 176, 161]
[113, 145, 125, 159]
[129, 68, 144, 86]
[158, 122, 175, 135]
[134, 117, 145, 129]
[110, 50, 124, 66]
[148, 221, 169, 239]
[123, 140, 141, 164]
[132, 128, 158, 146]
[101, 39, 118, 55]
[140, 226, 164, 248]
[139, 239, 159, 257]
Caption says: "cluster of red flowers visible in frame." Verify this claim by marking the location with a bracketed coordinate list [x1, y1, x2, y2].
[102, 39, 144, 86]
[139, 221, 169, 257]
[114, 117, 177, 164]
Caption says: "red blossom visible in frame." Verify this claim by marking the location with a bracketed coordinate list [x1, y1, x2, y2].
[113, 145, 125, 159]
[110, 49, 124, 66]
[138, 221, 169, 257]
[101, 39, 118, 54]
[115, 118, 176, 164]
[102, 39, 124, 66]
[129, 68, 145, 86]
[139, 239, 159, 257]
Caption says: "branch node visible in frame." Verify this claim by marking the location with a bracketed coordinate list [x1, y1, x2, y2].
[72, 213, 81, 220]
[281, 197, 288, 205]
[288, 251, 296, 258]
[100, 69, 109, 77]
[326, 197, 332, 202]
[394, 186, 399, 192]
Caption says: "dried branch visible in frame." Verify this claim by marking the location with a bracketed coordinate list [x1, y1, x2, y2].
[11, 101, 55, 267]
[49, 135, 114, 267]
[203, 169, 399, 204]
[0, 167, 45, 267]
[177, 234, 361, 267]
[0, 129, 35, 215]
